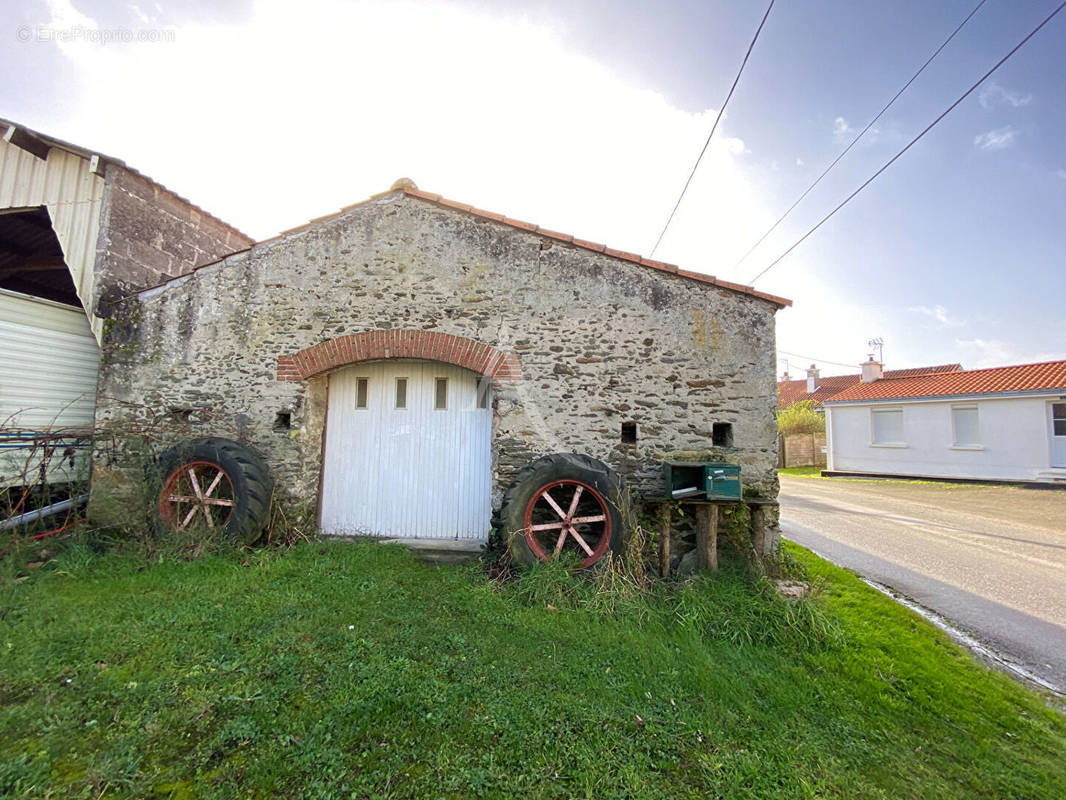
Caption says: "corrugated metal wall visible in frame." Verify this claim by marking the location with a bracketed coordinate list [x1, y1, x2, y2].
[0, 137, 105, 333]
[320, 361, 492, 540]
[0, 289, 100, 487]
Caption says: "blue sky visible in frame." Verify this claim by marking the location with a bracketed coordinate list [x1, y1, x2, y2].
[4, 0, 1064, 376]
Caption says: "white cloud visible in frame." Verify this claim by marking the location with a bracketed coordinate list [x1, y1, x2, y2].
[955, 338, 1061, 369]
[909, 305, 962, 328]
[795, 157, 804, 167]
[1056, 169, 1066, 180]
[973, 126, 1018, 151]
[978, 82, 1032, 109]
[832, 116, 853, 142]
[46, 0, 98, 29]
[40, 0, 774, 269]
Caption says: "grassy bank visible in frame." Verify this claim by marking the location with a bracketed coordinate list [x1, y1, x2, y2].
[1, 536, 1064, 798]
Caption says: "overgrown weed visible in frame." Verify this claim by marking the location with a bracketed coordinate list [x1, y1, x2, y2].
[503, 522, 843, 652]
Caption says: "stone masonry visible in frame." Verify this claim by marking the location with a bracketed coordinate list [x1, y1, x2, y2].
[93, 166, 254, 312]
[94, 188, 787, 552]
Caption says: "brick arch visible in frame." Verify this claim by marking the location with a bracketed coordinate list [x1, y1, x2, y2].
[276, 329, 522, 384]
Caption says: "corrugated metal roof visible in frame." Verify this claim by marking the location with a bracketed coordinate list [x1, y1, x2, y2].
[0, 117, 252, 243]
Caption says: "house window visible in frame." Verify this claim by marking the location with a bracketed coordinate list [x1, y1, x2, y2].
[355, 378, 369, 409]
[1053, 403, 1066, 436]
[435, 378, 448, 410]
[952, 405, 980, 447]
[871, 407, 904, 445]
[395, 378, 408, 409]
[621, 422, 637, 444]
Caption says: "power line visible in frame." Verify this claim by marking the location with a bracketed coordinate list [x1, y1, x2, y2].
[734, 0, 988, 271]
[777, 350, 857, 370]
[649, 0, 776, 258]
[750, 0, 1066, 285]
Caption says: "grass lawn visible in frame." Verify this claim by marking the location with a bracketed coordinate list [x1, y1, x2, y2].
[2, 536, 1064, 799]
[778, 467, 825, 478]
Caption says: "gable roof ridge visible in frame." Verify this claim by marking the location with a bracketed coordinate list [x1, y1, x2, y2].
[399, 187, 790, 308]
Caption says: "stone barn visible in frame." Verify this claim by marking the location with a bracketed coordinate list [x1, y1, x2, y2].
[93, 180, 790, 566]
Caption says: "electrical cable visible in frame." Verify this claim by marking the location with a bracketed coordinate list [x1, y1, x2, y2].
[777, 350, 858, 370]
[734, 0, 989, 271]
[649, 0, 776, 258]
[750, 0, 1066, 285]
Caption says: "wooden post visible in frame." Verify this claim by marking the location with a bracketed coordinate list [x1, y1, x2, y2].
[750, 505, 766, 557]
[707, 504, 719, 571]
[694, 504, 719, 572]
[659, 504, 672, 578]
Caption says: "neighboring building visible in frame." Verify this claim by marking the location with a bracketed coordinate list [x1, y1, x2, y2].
[93, 180, 791, 559]
[777, 362, 962, 410]
[823, 359, 1066, 483]
[0, 118, 252, 488]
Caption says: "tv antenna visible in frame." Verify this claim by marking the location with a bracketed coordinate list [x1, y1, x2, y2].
[867, 337, 884, 363]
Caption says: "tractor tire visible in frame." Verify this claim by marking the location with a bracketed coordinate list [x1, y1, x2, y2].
[153, 437, 273, 545]
[494, 453, 628, 568]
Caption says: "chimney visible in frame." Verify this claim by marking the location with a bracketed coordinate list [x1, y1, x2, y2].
[806, 364, 820, 394]
[781, 370, 790, 381]
[861, 356, 883, 383]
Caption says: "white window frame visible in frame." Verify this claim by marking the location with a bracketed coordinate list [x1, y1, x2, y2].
[870, 407, 905, 447]
[355, 377, 370, 410]
[950, 404, 982, 450]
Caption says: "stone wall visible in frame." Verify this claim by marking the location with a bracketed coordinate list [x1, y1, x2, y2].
[94, 191, 783, 547]
[92, 166, 254, 311]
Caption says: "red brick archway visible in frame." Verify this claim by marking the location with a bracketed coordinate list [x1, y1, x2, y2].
[276, 330, 522, 384]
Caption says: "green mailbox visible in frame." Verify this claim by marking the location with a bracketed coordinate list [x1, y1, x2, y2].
[663, 461, 741, 501]
[705, 463, 742, 501]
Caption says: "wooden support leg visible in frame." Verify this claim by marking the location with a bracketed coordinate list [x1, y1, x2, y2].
[659, 504, 672, 578]
[694, 505, 718, 572]
[707, 504, 719, 571]
[751, 506, 766, 557]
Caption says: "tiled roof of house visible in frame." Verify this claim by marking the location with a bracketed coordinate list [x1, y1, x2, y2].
[777, 364, 961, 408]
[824, 360, 1066, 403]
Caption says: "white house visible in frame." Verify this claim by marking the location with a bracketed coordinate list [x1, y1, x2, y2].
[823, 359, 1066, 484]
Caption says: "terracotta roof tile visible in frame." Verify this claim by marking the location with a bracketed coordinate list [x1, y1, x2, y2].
[537, 228, 574, 243]
[824, 361, 1066, 403]
[778, 364, 962, 408]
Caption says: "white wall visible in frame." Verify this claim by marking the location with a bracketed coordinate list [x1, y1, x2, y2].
[825, 394, 1063, 482]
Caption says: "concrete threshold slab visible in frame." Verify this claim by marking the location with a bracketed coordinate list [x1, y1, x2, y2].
[380, 537, 486, 565]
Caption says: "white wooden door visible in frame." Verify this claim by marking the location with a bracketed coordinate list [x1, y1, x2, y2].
[1051, 402, 1066, 468]
[320, 360, 492, 539]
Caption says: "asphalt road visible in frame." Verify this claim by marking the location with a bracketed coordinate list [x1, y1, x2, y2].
[779, 475, 1066, 692]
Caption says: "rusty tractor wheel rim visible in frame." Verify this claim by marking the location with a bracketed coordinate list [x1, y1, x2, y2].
[159, 460, 236, 531]
[523, 479, 612, 567]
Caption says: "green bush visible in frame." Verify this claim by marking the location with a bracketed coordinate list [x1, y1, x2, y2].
[777, 399, 826, 435]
